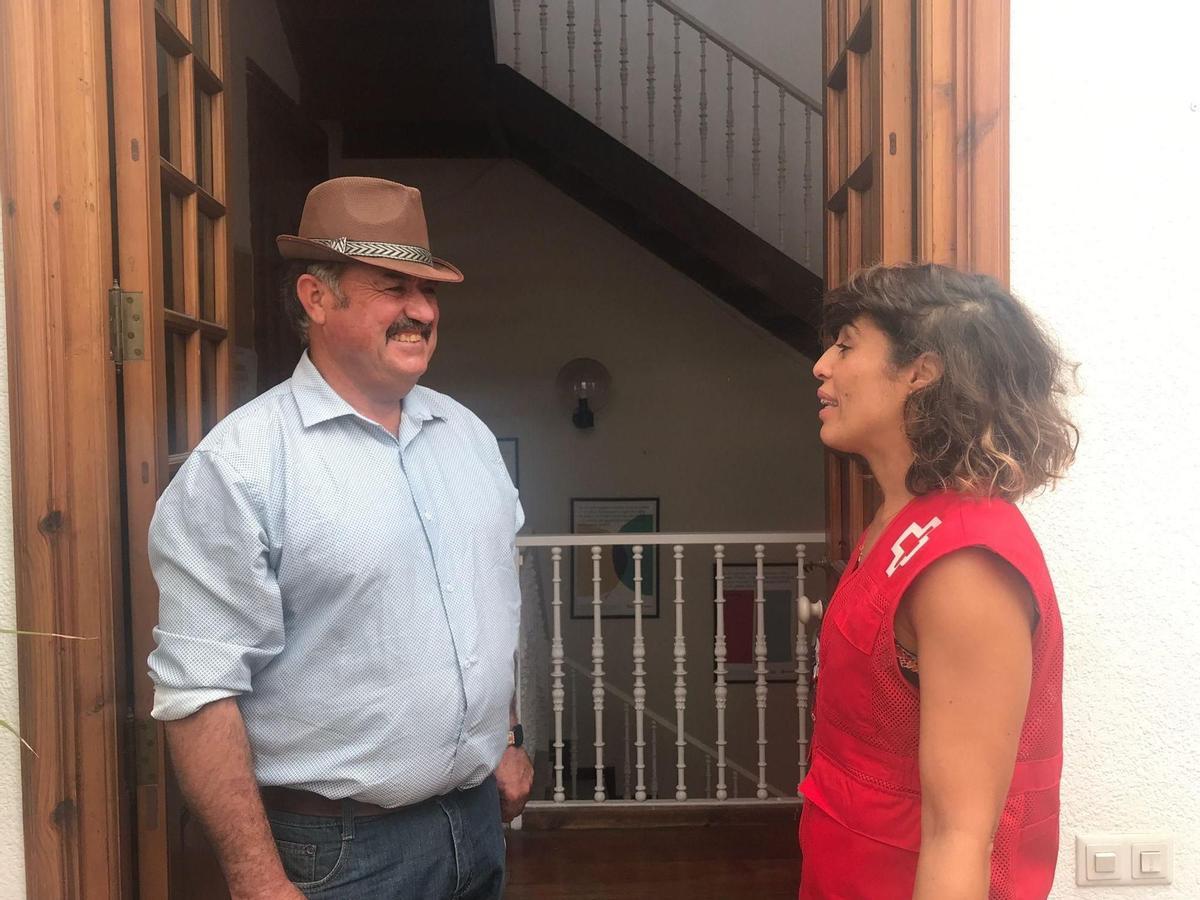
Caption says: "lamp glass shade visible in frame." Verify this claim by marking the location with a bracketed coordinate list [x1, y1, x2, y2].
[555, 358, 611, 412]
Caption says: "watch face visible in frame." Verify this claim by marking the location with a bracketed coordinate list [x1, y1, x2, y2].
[508, 723, 524, 748]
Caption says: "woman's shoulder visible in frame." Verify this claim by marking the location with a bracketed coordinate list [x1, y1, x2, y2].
[919, 490, 1032, 536]
[915, 490, 1052, 595]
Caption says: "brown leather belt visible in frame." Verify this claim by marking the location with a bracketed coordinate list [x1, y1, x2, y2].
[260, 786, 394, 818]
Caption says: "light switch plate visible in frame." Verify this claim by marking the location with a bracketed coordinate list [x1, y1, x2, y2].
[1130, 839, 1173, 884]
[1076, 835, 1125, 884]
[1076, 833, 1173, 886]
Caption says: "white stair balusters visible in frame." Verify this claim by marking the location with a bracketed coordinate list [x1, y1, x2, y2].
[513, 0, 523, 73]
[539, 0, 549, 88]
[752, 70, 761, 232]
[495, 0, 824, 267]
[619, 0, 629, 143]
[724, 50, 735, 213]
[753, 544, 769, 799]
[698, 33, 708, 197]
[632, 545, 648, 800]
[590, 544, 606, 800]
[803, 105, 813, 265]
[593, 0, 603, 123]
[713, 543, 729, 800]
[672, 15, 682, 179]
[551, 547, 566, 801]
[566, 0, 577, 108]
[523, 532, 824, 806]
[645, 1, 656, 162]
[672, 544, 687, 800]
[778, 86, 787, 245]
[796, 542, 824, 785]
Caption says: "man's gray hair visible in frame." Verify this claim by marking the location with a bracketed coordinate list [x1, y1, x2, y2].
[282, 261, 348, 344]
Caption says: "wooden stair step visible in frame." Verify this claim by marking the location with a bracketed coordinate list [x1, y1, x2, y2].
[520, 799, 802, 830]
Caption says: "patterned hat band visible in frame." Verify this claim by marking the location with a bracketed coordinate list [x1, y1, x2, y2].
[311, 237, 434, 267]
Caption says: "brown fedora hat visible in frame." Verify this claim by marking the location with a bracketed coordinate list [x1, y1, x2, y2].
[276, 176, 464, 283]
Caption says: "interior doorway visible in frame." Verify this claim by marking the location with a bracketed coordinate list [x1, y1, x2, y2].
[2, 0, 1010, 895]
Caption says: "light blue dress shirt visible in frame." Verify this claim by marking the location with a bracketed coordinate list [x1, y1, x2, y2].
[147, 353, 523, 807]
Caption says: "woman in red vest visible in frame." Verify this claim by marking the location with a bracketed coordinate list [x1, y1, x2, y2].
[799, 264, 1077, 899]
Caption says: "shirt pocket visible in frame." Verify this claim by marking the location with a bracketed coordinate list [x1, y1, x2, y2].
[826, 577, 885, 656]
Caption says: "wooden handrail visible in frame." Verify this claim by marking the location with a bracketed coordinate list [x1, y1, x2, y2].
[517, 531, 826, 548]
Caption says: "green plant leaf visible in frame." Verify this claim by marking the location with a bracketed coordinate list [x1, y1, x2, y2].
[0, 719, 36, 756]
[1, 628, 95, 640]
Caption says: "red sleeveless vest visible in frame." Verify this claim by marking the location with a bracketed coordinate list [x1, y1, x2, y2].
[798, 491, 1063, 899]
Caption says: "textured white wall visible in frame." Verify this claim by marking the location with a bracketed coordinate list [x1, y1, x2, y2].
[1011, 1, 1200, 896]
[0, 203, 27, 898]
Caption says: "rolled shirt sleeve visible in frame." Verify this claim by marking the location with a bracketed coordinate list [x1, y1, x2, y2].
[148, 449, 284, 721]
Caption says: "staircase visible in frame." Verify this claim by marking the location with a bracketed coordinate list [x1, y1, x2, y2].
[275, 0, 826, 356]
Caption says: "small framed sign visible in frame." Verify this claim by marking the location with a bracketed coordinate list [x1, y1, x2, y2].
[570, 497, 660, 619]
[716, 563, 798, 683]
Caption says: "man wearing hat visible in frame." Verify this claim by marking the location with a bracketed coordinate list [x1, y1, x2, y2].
[147, 177, 532, 898]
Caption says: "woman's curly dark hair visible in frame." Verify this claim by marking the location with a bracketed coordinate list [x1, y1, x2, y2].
[821, 263, 1079, 501]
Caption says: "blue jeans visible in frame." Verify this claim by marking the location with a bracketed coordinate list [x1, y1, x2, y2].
[265, 776, 505, 899]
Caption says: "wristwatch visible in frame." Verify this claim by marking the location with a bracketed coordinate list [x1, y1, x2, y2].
[506, 723, 524, 749]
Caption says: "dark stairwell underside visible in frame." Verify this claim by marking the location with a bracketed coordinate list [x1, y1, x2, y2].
[276, 0, 824, 357]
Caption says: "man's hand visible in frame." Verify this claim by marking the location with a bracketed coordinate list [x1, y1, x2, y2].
[164, 699, 301, 899]
[495, 746, 534, 822]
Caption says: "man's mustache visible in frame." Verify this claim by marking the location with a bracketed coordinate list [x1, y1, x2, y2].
[386, 318, 433, 340]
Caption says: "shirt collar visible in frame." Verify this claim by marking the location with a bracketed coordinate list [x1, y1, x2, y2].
[290, 352, 448, 429]
[401, 385, 445, 424]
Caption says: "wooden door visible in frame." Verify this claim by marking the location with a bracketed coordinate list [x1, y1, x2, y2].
[822, 0, 913, 560]
[821, 0, 1009, 560]
[109, 0, 234, 895]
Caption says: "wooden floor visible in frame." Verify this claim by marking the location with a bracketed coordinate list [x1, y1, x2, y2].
[504, 824, 800, 899]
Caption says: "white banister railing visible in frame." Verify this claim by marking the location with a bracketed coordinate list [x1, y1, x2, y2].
[495, 0, 824, 269]
[518, 531, 824, 807]
[562, 656, 785, 798]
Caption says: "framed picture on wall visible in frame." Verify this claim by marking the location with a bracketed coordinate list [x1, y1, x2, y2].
[716, 564, 797, 683]
[497, 437, 519, 489]
[570, 497, 660, 619]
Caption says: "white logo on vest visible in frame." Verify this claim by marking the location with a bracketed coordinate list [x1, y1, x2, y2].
[885, 517, 943, 577]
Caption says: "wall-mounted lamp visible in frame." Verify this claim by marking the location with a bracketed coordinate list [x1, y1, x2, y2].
[555, 357, 611, 429]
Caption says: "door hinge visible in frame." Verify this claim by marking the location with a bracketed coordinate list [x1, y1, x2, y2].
[108, 282, 145, 364]
[133, 717, 160, 787]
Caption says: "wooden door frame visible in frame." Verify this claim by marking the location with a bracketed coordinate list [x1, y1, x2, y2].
[824, 0, 1011, 558]
[0, 0, 132, 898]
[916, 0, 1010, 282]
[0, 1, 1010, 897]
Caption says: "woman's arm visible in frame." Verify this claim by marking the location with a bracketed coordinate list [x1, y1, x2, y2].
[907, 548, 1036, 900]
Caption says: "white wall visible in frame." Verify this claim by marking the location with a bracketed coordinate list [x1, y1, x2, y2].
[491, 0, 825, 270]
[329, 155, 830, 795]
[1011, 2, 1200, 895]
[0, 205, 27, 898]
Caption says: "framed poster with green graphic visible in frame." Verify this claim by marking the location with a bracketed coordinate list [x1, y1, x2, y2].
[570, 497, 660, 619]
